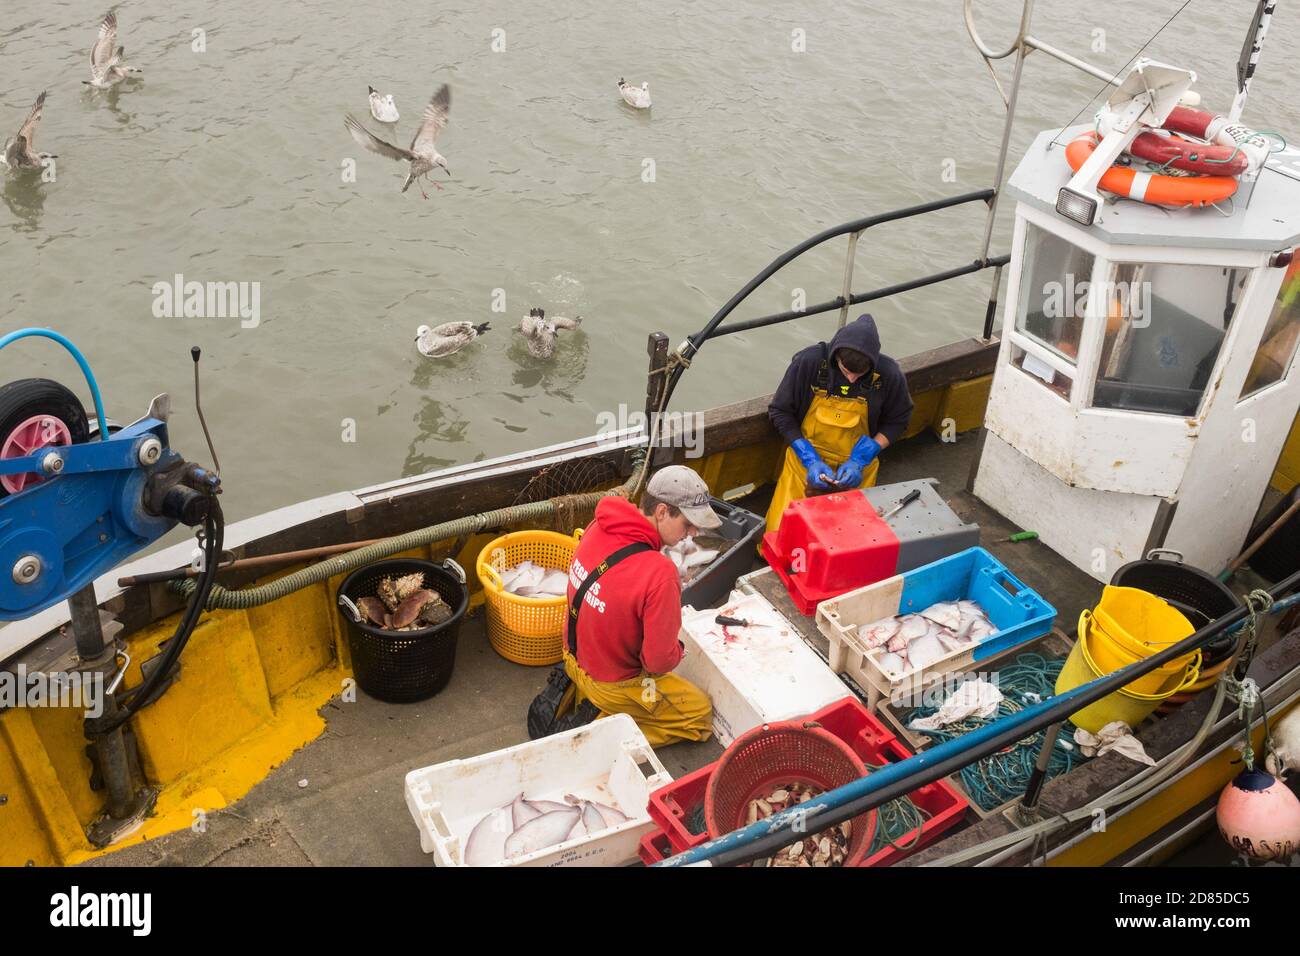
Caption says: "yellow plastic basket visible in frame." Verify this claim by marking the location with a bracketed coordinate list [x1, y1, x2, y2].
[476, 529, 580, 666]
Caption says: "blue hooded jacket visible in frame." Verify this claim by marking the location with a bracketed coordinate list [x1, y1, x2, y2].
[768, 314, 913, 447]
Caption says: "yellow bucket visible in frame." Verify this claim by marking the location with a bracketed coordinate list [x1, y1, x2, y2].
[1083, 586, 1199, 695]
[476, 529, 580, 666]
[1055, 613, 1201, 734]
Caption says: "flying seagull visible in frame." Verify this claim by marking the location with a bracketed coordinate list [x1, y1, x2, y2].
[415, 321, 490, 358]
[85, 12, 142, 89]
[517, 308, 582, 360]
[2, 92, 55, 172]
[345, 84, 451, 199]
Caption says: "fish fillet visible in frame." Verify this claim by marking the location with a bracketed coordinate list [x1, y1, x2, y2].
[504, 807, 582, 859]
[511, 792, 542, 830]
[464, 804, 513, 866]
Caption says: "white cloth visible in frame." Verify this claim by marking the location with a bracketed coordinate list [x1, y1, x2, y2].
[909, 680, 1004, 731]
[1073, 721, 1156, 766]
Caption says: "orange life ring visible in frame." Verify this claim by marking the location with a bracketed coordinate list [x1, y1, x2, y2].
[1065, 132, 1238, 208]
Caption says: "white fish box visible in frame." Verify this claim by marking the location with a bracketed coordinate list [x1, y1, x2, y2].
[679, 589, 853, 747]
[404, 713, 671, 867]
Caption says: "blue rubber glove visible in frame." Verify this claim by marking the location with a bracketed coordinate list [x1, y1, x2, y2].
[792, 438, 834, 490]
[833, 436, 882, 488]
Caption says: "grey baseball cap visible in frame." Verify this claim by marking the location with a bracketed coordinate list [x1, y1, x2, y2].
[646, 465, 723, 530]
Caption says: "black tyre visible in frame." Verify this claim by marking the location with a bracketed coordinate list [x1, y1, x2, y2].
[0, 378, 91, 497]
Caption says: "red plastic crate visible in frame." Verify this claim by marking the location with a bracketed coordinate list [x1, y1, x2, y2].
[761, 491, 900, 615]
[638, 828, 673, 865]
[646, 697, 969, 866]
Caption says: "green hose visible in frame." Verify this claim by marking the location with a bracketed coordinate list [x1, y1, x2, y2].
[171, 489, 617, 610]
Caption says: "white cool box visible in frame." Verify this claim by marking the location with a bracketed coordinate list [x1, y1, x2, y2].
[677, 589, 853, 746]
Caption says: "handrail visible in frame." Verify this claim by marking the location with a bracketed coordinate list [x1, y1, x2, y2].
[675, 189, 1000, 363]
[708, 255, 1010, 339]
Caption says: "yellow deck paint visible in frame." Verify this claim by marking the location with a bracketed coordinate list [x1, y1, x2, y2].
[1048, 708, 1291, 867]
[932, 375, 993, 439]
[1271, 412, 1300, 493]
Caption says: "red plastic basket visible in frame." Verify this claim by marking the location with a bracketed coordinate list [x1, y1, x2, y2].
[647, 697, 969, 867]
[760, 491, 900, 615]
[704, 719, 877, 866]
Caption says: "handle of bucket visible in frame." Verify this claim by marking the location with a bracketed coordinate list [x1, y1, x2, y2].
[1145, 548, 1184, 563]
[1169, 649, 1204, 694]
[337, 594, 363, 624]
[573, 527, 584, 542]
[442, 557, 466, 585]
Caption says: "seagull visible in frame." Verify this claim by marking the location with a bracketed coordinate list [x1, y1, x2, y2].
[84, 12, 142, 90]
[415, 321, 490, 358]
[368, 86, 399, 123]
[617, 78, 651, 109]
[2, 92, 55, 172]
[345, 84, 451, 199]
[517, 308, 582, 360]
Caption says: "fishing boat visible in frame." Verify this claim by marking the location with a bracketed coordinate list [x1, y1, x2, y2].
[2, 0, 1299, 868]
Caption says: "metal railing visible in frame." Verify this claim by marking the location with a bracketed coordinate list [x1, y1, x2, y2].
[674, 189, 1008, 372]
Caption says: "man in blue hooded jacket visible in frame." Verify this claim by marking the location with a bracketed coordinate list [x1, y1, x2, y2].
[764, 314, 913, 532]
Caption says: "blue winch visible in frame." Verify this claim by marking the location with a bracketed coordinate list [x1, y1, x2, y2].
[0, 328, 220, 620]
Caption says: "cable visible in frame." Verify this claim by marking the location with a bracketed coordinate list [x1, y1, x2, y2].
[86, 498, 225, 737]
[1048, 0, 1197, 148]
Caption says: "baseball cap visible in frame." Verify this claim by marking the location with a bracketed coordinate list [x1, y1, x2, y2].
[645, 465, 723, 530]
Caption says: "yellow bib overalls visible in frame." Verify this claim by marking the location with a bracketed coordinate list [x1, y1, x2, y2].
[764, 374, 881, 534]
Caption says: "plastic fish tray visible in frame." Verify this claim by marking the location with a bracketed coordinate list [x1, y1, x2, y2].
[679, 498, 765, 611]
[816, 547, 1057, 711]
[677, 589, 853, 747]
[405, 713, 672, 867]
[643, 697, 968, 867]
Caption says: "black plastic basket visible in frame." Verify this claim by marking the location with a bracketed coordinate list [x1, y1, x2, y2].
[337, 558, 469, 703]
[1111, 549, 1240, 663]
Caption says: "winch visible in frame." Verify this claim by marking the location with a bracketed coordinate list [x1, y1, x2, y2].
[0, 329, 219, 619]
[0, 328, 224, 845]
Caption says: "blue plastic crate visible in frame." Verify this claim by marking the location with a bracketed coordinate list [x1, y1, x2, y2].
[896, 547, 1057, 662]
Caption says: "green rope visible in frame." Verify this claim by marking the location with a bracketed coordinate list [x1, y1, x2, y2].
[908, 654, 1085, 812]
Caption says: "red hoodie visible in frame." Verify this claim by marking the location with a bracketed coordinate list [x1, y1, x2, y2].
[565, 496, 683, 682]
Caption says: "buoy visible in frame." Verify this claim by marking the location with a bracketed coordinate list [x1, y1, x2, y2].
[1215, 767, 1300, 862]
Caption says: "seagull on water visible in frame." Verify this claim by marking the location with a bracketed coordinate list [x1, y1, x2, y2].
[2, 92, 56, 172]
[517, 308, 582, 360]
[368, 86, 399, 123]
[345, 84, 451, 199]
[84, 12, 142, 89]
[415, 321, 491, 358]
[618, 78, 651, 109]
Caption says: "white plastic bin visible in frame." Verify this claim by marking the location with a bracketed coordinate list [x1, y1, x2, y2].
[404, 713, 671, 867]
[678, 589, 852, 747]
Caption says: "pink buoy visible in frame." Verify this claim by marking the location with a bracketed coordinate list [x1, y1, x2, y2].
[1216, 768, 1300, 862]
[0, 414, 73, 494]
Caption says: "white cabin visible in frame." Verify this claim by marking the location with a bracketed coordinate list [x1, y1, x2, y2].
[974, 125, 1300, 581]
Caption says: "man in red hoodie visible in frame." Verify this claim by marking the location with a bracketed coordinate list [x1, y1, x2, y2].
[558, 465, 719, 747]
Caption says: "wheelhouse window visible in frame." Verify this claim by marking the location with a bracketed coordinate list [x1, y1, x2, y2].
[1092, 262, 1244, 417]
[1239, 257, 1300, 400]
[1014, 223, 1094, 363]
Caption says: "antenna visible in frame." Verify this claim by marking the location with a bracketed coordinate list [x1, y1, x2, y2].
[191, 346, 222, 476]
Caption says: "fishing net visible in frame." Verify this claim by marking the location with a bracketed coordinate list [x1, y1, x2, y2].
[512, 458, 626, 532]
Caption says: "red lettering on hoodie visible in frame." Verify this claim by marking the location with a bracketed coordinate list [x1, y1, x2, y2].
[565, 496, 683, 682]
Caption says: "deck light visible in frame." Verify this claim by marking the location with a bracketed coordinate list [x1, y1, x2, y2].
[1056, 187, 1098, 226]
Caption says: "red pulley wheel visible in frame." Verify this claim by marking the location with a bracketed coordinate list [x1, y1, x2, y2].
[0, 378, 91, 496]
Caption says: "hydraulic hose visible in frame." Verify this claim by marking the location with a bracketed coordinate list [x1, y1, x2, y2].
[87, 499, 225, 736]
[171, 488, 631, 611]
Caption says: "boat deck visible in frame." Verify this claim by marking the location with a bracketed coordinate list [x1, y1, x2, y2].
[86, 430, 1117, 866]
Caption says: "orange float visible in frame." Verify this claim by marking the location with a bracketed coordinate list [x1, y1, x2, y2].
[1065, 132, 1238, 208]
